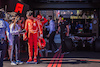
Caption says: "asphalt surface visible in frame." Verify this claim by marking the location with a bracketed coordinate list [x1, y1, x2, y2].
[3, 51, 100, 67]
[3, 34, 100, 67]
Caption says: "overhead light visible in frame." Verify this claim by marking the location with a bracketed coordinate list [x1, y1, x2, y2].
[80, 0, 82, 2]
[18, 0, 22, 2]
[94, 9, 96, 11]
[71, 12, 73, 15]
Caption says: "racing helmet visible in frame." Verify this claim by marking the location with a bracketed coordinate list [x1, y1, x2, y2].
[38, 38, 46, 49]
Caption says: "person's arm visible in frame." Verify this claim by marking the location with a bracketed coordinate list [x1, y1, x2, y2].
[23, 19, 29, 40]
[37, 19, 43, 38]
[42, 17, 48, 25]
[49, 22, 54, 34]
[5, 21, 10, 40]
[56, 26, 60, 34]
[17, 24, 21, 31]
[66, 25, 69, 36]
[47, 22, 54, 37]
[10, 24, 20, 35]
[45, 26, 49, 28]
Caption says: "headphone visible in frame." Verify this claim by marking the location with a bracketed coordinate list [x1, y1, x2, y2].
[38, 38, 46, 49]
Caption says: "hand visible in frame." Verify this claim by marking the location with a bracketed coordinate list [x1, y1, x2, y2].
[23, 35, 28, 41]
[56, 31, 58, 34]
[15, 16, 19, 20]
[66, 33, 69, 36]
[18, 29, 21, 32]
[23, 37, 28, 41]
[42, 16, 44, 19]
[47, 34, 50, 38]
[39, 34, 43, 39]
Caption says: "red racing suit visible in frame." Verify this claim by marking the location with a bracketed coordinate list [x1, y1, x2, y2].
[24, 18, 41, 62]
[38, 17, 48, 37]
[37, 18, 47, 57]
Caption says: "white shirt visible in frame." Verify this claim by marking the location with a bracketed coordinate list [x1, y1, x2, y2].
[10, 23, 21, 35]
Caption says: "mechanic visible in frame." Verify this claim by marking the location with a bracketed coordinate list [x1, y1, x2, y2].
[56, 15, 70, 54]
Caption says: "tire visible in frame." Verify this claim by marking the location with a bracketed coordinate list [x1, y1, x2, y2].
[76, 40, 83, 51]
[95, 38, 100, 52]
[65, 37, 74, 52]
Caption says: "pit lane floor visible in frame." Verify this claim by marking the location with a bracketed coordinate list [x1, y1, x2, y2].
[3, 51, 100, 67]
[3, 34, 100, 67]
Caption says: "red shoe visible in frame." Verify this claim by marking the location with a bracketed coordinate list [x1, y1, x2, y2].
[26, 59, 32, 64]
[26, 59, 38, 64]
[27, 59, 32, 62]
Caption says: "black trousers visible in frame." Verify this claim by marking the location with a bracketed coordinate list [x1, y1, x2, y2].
[0, 40, 6, 67]
[11, 35, 20, 61]
[20, 35, 27, 51]
[49, 31, 57, 50]
[60, 33, 67, 53]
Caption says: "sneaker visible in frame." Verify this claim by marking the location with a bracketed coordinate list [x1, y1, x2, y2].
[33, 61, 38, 64]
[16, 60, 23, 64]
[11, 61, 17, 65]
[47, 50, 52, 53]
[27, 59, 32, 62]
[26, 59, 32, 64]
[26, 61, 38, 64]
[63, 52, 70, 55]
[54, 49, 59, 53]
[3, 57, 8, 61]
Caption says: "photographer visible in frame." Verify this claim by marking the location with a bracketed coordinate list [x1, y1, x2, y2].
[0, 10, 10, 67]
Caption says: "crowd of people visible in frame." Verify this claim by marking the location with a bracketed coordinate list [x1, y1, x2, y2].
[0, 8, 94, 67]
[70, 20, 92, 34]
[0, 9, 70, 67]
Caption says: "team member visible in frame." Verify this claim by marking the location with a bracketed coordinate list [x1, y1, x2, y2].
[36, 15, 47, 57]
[56, 16, 69, 54]
[47, 16, 59, 53]
[23, 11, 42, 64]
[8, 18, 14, 60]
[37, 15, 48, 38]
[10, 15, 23, 65]
[0, 10, 10, 67]
[17, 17, 27, 52]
